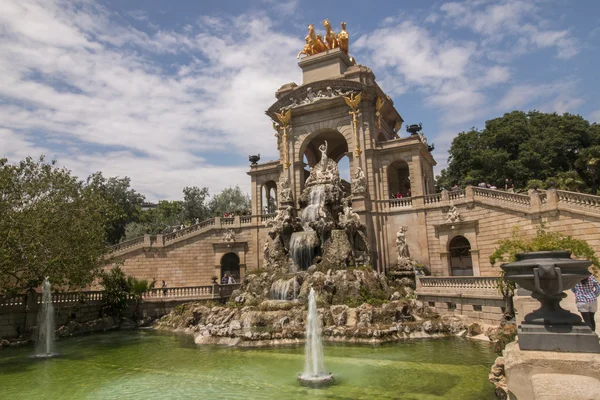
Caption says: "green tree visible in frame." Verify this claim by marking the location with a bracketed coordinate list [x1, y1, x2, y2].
[209, 186, 251, 216]
[182, 186, 210, 222]
[437, 111, 595, 191]
[127, 276, 156, 319]
[0, 156, 114, 294]
[99, 265, 131, 319]
[86, 172, 146, 244]
[575, 145, 600, 194]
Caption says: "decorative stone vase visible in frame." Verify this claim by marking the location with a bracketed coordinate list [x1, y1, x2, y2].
[248, 154, 260, 165]
[502, 251, 589, 325]
[501, 251, 600, 352]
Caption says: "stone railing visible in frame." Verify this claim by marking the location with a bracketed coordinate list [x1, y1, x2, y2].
[1, 285, 236, 311]
[218, 283, 241, 298]
[416, 276, 502, 298]
[107, 236, 145, 253]
[261, 213, 276, 222]
[389, 198, 413, 208]
[221, 217, 235, 225]
[472, 187, 531, 206]
[448, 189, 466, 201]
[0, 295, 26, 308]
[424, 193, 442, 205]
[143, 285, 214, 299]
[556, 190, 600, 209]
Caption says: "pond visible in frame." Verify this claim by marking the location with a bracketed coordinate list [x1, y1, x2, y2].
[0, 330, 497, 399]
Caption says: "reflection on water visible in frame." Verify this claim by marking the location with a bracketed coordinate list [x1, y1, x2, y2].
[0, 330, 496, 400]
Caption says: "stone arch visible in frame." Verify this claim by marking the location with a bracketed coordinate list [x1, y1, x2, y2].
[387, 160, 411, 197]
[298, 128, 350, 167]
[448, 235, 473, 276]
[376, 131, 387, 143]
[261, 180, 277, 214]
[220, 252, 240, 282]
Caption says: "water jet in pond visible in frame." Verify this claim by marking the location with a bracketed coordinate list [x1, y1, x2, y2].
[33, 277, 58, 358]
[298, 288, 334, 387]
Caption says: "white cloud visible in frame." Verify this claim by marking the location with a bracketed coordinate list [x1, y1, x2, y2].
[0, 0, 302, 201]
[439, 0, 578, 59]
[496, 81, 582, 114]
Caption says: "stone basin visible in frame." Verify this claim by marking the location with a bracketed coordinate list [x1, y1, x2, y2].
[297, 373, 335, 388]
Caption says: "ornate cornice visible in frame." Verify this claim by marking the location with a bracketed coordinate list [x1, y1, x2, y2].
[266, 80, 376, 119]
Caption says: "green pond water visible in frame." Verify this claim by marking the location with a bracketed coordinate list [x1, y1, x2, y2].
[0, 330, 497, 399]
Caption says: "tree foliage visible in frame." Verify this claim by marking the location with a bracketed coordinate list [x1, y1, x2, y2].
[0, 156, 115, 294]
[209, 186, 251, 216]
[490, 226, 600, 276]
[437, 111, 600, 192]
[86, 172, 146, 244]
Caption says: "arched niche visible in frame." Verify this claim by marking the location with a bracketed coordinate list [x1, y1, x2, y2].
[299, 129, 349, 168]
[387, 160, 411, 197]
[448, 236, 473, 276]
[220, 252, 240, 282]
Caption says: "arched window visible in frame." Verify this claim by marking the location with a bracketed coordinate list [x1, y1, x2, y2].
[448, 236, 473, 276]
[220, 253, 240, 282]
[261, 181, 277, 214]
[387, 160, 411, 198]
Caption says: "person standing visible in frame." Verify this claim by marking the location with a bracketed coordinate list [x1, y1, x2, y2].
[228, 275, 236, 284]
[572, 275, 600, 331]
[161, 280, 167, 296]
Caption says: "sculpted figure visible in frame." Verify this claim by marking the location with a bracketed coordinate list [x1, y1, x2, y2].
[323, 19, 338, 49]
[278, 177, 293, 202]
[396, 226, 410, 259]
[351, 166, 367, 195]
[337, 22, 349, 55]
[314, 34, 328, 53]
[419, 131, 428, 146]
[446, 205, 461, 223]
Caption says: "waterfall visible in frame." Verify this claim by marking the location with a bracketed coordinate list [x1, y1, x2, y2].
[301, 185, 326, 225]
[302, 288, 327, 378]
[270, 277, 299, 300]
[289, 232, 316, 271]
[35, 277, 56, 357]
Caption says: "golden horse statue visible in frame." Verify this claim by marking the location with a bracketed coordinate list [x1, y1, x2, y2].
[323, 19, 338, 49]
[337, 22, 349, 55]
[298, 21, 349, 59]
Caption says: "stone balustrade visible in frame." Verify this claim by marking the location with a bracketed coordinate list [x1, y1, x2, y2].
[388, 198, 413, 208]
[417, 276, 502, 298]
[1, 285, 236, 312]
[107, 236, 145, 253]
[0, 295, 26, 308]
[448, 189, 465, 201]
[472, 187, 531, 206]
[556, 190, 600, 209]
[424, 193, 442, 204]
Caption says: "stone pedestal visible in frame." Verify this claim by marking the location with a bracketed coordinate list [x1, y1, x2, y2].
[504, 341, 600, 399]
[518, 323, 600, 353]
[298, 48, 353, 84]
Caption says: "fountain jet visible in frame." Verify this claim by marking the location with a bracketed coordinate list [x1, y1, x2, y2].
[298, 288, 334, 387]
[34, 277, 57, 358]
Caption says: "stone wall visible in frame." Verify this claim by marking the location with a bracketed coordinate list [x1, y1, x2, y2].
[379, 188, 600, 277]
[110, 219, 271, 287]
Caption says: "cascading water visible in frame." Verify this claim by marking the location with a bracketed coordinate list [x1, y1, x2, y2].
[301, 185, 326, 225]
[289, 185, 327, 271]
[34, 277, 56, 358]
[298, 288, 334, 387]
[270, 277, 299, 300]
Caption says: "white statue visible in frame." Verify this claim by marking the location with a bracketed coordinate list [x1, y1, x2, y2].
[351, 166, 367, 195]
[278, 176, 293, 202]
[263, 242, 269, 263]
[396, 226, 410, 259]
[446, 204, 461, 223]
[418, 131, 428, 146]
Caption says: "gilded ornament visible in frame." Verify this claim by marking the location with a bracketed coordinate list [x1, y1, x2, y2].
[297, 20, 349, 59]
[375, 96, 385, 129]
[343, 92, 362, 157]
[274, 109, 292, 169]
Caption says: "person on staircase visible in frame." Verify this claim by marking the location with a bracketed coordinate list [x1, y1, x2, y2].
[572, 275, 600, 332]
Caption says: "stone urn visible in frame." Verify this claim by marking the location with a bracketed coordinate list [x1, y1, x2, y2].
[501, 251, 600, 352]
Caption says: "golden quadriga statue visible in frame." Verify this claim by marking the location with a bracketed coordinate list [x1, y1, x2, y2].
[297, 20, 349, 59]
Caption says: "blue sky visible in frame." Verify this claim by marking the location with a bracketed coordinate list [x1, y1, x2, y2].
[1, 0, 599, 201]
